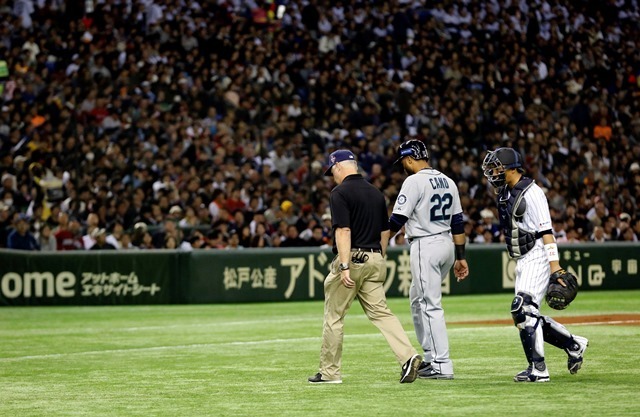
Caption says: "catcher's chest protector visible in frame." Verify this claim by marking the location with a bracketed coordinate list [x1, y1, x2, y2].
[498, 177, 538, 259]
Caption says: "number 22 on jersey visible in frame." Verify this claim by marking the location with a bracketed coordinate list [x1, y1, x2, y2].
[430, 193, 453, 221]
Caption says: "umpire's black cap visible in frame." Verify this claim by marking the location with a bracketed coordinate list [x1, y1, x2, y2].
[324, 149, 356, 176]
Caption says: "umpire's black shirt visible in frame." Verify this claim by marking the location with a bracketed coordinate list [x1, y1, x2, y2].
[330, 174, 390, 254]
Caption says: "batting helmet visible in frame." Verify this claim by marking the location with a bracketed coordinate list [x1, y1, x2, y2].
[393, 139, 429, 165]
[482, 147, 524, 189]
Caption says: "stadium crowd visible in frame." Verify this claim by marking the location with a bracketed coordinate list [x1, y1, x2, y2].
[0, 0, 639, 251]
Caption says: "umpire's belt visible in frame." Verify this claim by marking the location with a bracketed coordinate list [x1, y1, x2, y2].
[351, 248, 381, 253]
[407, 230, 450, 244]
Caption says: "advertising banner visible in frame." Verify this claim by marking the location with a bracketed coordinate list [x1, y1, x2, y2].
[1, 243, 637, 305]
[0, 251, 181, 306]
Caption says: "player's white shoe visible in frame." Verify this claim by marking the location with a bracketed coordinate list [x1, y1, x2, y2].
[514, 363, 550, 383]
[566, 335, 589, 375]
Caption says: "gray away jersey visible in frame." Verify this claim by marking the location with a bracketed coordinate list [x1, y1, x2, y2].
[392, 168, 462, 239]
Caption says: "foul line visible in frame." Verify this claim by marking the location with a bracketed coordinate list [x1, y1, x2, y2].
[0, 327, 507, 363]
[0, 317, 324, 337]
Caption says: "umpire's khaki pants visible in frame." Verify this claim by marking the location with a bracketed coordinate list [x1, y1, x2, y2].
[318, 253, 417, 380]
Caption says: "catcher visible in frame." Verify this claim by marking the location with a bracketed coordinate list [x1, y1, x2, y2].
[482, 148, 589, 383]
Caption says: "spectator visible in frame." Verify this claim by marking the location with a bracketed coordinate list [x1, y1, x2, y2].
[178, 207, 200, 229]
[38, 223, 57, 251]
[320, 213, 333, 242]
[208, 190, 226, 224]
[164, 235, 178, 249]
[153, 220, 182, 249]
[593, 117, 612, 142]
[239, 225, 252, 248]
[619, 227, 638, 242]
[305, 225, 327, 247]
[106, 223, 125, 249]
[207, 230, 227, 249]
[90, 228, 116, 250]
[82, 213, 101, 250]
[137, 232, 155, 250]
[226, 231, 244, 250]
[616, 213, 633, 241]
[250, 223, 272, 248]
[0, 0, 637, 249]
[0, 203, 12, 248]
[7, 214, 40, 250]
[119, 233, 135, 250]
[585, 197, 608, 227]
[167, 205, 184, 222]
[279, 224, 307, 247]
[560, 228, 582, 244]
[552, 217, 568, 241]
[589, 226, 607, 243]
[131, 223, 149, 249]
[280, 200, 299, 227]
[478, 208, 500, 242]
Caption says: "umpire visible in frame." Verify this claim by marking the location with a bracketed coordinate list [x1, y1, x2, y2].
[308, 149, 422, 384]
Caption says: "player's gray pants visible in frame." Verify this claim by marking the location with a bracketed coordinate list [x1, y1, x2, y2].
[409, 234, 455, 375]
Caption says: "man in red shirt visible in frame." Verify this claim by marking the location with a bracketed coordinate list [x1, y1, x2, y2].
[54, 212, 84, 250]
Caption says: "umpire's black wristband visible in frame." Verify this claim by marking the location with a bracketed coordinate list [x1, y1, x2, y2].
[455, 244, 466, 260]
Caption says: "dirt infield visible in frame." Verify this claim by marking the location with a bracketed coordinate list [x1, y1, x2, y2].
[453, 314, 640, 326]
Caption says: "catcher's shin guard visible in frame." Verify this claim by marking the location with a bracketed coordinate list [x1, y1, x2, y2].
[511, 293, 545, 365]
[541, 315, 574, 350]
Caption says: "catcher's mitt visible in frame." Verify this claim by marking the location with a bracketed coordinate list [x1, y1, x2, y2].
[545, 269, 579, 310]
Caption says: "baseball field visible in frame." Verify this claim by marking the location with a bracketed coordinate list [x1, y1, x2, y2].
[1, 290, 639, 416]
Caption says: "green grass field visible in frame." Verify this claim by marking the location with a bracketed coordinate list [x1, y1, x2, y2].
[1, 291, 639, 416]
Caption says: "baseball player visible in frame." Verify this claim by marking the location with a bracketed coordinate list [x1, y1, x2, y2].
[389, 139, 469, 380]
[482, 147, 589, 382]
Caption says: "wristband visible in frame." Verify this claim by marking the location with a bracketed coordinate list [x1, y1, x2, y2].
[544, 243, 559, 262]
[455, 244, 466, 260]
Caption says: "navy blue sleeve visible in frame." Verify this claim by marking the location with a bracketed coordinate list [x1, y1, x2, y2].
[389, 213, 408, 234]
[451, 213, 464, 235]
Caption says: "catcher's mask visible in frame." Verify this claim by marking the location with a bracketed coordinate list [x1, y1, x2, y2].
[393, 139, 429, 165]
[482, 147, 524, 190]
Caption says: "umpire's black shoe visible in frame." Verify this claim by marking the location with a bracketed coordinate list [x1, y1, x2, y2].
[400, 354, 422, 383]
[308, 373, 342, 384]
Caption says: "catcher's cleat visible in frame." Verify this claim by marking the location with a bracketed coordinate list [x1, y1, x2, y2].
[514, 362, 549, 383]
[566, 335, 589, 375]
[513, 364, 532, 382]
[400, 354, 422, 383]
